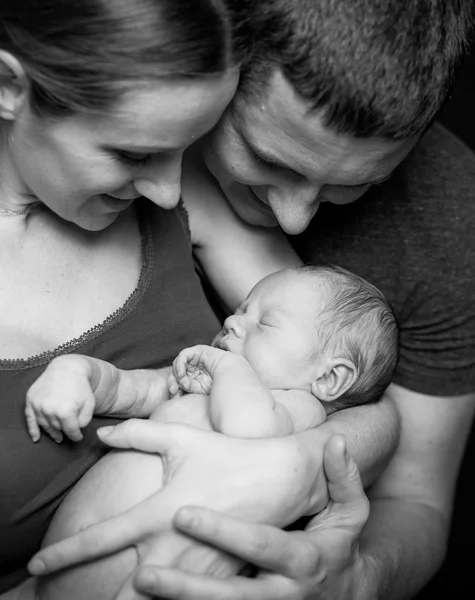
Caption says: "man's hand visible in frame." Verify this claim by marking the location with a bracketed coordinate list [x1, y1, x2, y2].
[172, 345, 228, 395]
[131, 435, 370, 600]
[25, 356, 95, 443]
[28, 419, 330, 576]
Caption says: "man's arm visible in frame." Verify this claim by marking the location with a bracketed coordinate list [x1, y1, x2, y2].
[356, 384, 475, 598]
[136, 385, 474, 600]
[298, 392, 401, 489]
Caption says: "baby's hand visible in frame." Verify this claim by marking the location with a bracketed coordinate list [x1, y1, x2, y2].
[167, 371, 184, 399]
[25, 357, 96, 443]
[172, 345, 227, 395]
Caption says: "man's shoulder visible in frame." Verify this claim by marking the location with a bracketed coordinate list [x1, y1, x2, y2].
[402, 121, 475, 188]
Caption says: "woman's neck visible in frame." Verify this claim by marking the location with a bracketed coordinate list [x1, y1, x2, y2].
[0, 129, 40, 217]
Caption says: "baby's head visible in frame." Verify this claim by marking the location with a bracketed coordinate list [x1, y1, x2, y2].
[212, 265, 398, 411]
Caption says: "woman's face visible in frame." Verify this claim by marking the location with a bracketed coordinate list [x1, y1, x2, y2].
[5, 72, 238, 230]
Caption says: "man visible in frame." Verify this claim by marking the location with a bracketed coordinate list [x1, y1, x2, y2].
[29, 1, 475, 599]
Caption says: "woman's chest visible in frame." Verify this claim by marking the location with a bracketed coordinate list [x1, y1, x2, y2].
[0, 210, 142, 358]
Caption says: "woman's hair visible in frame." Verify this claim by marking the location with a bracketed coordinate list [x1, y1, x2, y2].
[0, 0, 249, 117]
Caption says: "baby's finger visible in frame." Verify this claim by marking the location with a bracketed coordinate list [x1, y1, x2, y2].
[25, 405, 41, 443]
[59, 415, 84, 442]
[78, 399, 95, 428]
[35, 414, 63, 444]
[41, 423, 64, 444]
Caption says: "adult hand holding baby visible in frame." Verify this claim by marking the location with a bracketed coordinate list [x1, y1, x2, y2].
[133, 434, 370, 600]
[28, 419, 330, 582]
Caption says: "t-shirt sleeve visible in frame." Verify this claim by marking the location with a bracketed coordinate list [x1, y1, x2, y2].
[391, 124, 475, 396]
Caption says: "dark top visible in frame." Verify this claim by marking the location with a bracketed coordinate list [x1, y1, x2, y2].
[0, 201, 220, 592]
[291, 122, 475, 396]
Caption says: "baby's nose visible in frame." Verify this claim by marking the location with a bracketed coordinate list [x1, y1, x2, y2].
[223, 314, 245, 337]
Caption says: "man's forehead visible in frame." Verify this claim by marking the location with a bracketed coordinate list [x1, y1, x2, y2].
[232, 73, 416, 183]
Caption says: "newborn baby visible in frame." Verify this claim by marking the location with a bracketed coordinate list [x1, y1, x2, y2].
[26, 265, 398, 600]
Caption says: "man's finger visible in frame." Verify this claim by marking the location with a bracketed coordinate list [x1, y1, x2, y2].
[323, 435, 367, 506]
[174, 507, 314, 578]
[134, 566, 295, 600]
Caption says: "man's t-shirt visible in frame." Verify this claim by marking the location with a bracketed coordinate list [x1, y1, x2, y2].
[291, 122, 475, 397]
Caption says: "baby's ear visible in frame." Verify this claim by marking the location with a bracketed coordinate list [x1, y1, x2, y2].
[0, 51, 28, 120]
[310, 358, 357, 402]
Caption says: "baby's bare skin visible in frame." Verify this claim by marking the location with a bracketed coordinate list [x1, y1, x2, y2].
[36, 394, 241, 600]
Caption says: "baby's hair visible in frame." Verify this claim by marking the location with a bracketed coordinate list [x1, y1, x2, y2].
[296, 264, 398, 408]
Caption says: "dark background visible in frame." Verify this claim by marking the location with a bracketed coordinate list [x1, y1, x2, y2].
[413, 38, 475, 599]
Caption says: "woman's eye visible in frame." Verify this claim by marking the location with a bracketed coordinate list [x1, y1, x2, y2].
[115, 151, 152, 166]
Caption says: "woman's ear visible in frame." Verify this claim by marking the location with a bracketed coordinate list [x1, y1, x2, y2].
[0, 51, 28, 120]
[310, 358, 357, 402]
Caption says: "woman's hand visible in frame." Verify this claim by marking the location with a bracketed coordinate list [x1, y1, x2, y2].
[131, 435, 370, 600]
[28, 419, 330, 576]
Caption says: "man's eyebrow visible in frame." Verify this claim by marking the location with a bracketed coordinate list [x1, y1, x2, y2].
[245, 138, 291, 170]
[102, 143, 178, 153]
[244, 131, 394, 186]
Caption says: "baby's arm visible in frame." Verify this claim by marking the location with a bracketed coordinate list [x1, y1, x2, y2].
[174, 345, 324, 438]
[25, 354, 170, 443]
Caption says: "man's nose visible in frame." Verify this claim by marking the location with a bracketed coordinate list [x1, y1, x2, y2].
[133, 153, 183, 210]
[267, 183, 321, 235]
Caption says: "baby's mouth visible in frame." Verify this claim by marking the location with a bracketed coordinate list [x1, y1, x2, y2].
[213, 336, 229, 351]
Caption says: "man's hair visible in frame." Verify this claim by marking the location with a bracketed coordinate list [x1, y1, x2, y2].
[0, 0, 250, 118]
[297, 264, 398, 407]
[241, 0, 475, 138]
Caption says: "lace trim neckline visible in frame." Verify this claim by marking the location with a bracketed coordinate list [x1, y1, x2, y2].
[0, 204, 154, 371]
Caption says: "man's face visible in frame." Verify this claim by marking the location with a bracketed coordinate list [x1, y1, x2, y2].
[203, 70, 418, 235]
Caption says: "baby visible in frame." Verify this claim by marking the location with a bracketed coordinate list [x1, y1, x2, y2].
[26, 265, 398, 446]
[26, 264, 398, 600]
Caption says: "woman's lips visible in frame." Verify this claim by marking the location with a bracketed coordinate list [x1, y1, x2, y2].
[100, 194, 136, 211]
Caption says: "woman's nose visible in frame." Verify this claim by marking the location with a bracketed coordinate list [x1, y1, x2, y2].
[133, 153, 183, 210]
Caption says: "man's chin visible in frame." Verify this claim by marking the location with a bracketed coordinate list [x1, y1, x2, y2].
[230, 201, 279, 228]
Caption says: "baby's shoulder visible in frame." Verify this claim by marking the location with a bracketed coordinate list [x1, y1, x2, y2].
[271, 389, 327, 431]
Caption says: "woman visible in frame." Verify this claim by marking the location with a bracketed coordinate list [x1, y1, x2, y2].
[0, 0, 246, 595]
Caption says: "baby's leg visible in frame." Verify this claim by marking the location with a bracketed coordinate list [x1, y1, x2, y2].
[37, 395, 242, 600]
[36, 447, 162, 600]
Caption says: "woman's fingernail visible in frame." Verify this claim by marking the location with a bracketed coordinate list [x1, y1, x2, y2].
[177, 508, 199, 529]
[27, 557, 46, 575]
[137, 567, 160, 591]
[97, 426, 114, 438]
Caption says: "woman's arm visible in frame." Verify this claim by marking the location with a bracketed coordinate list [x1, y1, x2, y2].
[181, 151, 301, 312]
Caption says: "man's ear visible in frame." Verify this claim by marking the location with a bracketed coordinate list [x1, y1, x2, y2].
[0, 51, 28, 120]
[310, 358, 357, 402]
